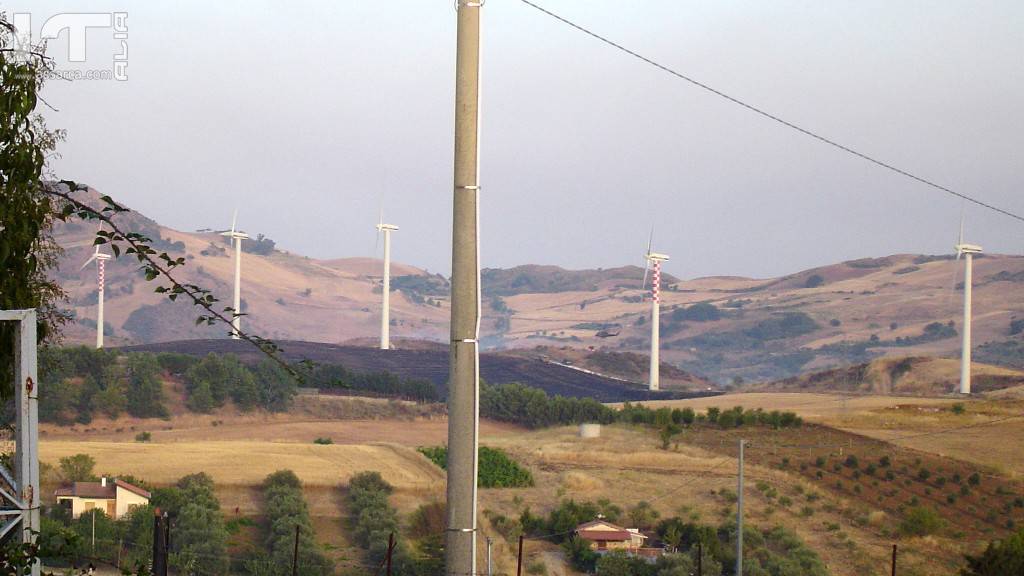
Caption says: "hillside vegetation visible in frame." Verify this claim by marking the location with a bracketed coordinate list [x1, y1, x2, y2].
[762, 356, 1024, 396]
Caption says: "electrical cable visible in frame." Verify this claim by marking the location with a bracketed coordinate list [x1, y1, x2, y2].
[516, 0, 1024, 225]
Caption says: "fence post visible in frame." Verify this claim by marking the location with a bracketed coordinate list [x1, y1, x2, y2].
[891, 543, 897, 576]
[292, 524, 300, 576]
[697, 541, 703, 576]
[516, 534, 524, 576]
[386, 532, 395, 576]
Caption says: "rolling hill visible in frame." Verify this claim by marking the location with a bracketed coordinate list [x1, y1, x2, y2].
[55, 187, 1024, 384]
[120, 338, 712, 402]
[758, 355, 1024, 396]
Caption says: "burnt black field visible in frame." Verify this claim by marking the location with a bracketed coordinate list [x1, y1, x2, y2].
[121, 339, 719, 403]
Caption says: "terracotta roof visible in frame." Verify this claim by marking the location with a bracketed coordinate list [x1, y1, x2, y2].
[114, 479, 151, 499]
[578, 529, 633, 541]
[53, 479, 150, 500]
[575, 520, 648, 543]
[55, 482, 115, 499]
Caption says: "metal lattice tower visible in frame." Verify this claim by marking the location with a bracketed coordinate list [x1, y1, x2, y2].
[0, 309, 41, 576]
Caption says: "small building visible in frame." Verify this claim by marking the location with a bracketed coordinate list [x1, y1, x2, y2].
[54, 477, 151, 520]
[575, 519, 648, 552]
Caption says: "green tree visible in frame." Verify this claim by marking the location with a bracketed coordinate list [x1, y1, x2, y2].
[628, 501, 660, 530]
[962, 529, 1024, 575]
[659, 423, 682, 450]
[596, 550, 654, 576]
[253, 358, 298, 412]
[0, 21, 70, 401]
[263, 470, 333, 575]
[899, 506, 945, 537]
[156, 473, 230, 575]
[126, 353, 168, 418]
[187, 379, 217, 413]
[58, 453, 97, 482]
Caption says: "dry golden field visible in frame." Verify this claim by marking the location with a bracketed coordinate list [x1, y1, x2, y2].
[40, 441, 444, 491]
[38, 390, 1022, 575]
[627, 392, 1024, 476]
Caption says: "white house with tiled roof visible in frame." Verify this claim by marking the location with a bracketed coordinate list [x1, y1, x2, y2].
[54, 477, 150, 520]
[575, 519, 648, 552]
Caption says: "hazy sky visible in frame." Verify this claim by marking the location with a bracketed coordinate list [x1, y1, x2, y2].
[18, 1, 1024, 279]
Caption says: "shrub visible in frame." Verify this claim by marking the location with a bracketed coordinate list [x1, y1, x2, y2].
[844, 455, 859, 469]
[313, 437, 333, 445]
[260, 471, 333, 575]
[418, 446, 534, 488]
[899, 506, 945, 537]
[134, 431, 151, 442]
[951, 402, 966, 415]
[805, 274, 825, 288]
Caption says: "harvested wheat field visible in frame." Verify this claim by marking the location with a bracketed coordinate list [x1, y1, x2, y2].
[617, 392, 958, 420]
[42, 417, 519, 446]
[39, 440, 444, 490]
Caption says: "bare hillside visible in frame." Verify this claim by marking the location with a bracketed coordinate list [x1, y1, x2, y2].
[57, 188, 1024, 384]
[760, 356, 1024, 396]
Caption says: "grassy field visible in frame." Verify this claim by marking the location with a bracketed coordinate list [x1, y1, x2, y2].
[629, 392, 1024, 477]
[37, 390, 1024, 575]
[40, 441, 444, 491]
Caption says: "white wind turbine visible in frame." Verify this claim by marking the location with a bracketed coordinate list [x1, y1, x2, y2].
[642, 230, 670, 391]
[954, 217, 982, 395]
[81, 243, 113, 349]
[220, 210, 248, 339]
[376, 213, 399, 350]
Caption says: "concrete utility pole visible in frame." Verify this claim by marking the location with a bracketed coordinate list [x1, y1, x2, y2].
[446, 1, 482, 575]
[736, 439, 745, 576]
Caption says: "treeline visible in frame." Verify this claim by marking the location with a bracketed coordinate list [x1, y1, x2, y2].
[346, 472, 442, 575]
[38, 347, 299, 423]
[38, 346, 440, 424]
[480, 381, 801, 432]
[40, 347, 169, 424]
[307, 364, 437, 402]
[480, 382, 617, 428]
[418, 446, 534, 488]
[184, 353, 296, 413]
[257, 470, 333, 576]
[619, 403, 803, 430]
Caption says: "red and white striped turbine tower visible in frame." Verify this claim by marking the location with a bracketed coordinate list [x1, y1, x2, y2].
[81, 245, 113, 348]
[642, 231, 670, 391]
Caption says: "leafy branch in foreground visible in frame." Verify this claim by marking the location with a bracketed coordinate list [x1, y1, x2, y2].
[45, 182, 306, 382]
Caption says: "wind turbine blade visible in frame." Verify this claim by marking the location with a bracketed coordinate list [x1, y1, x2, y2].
[946, 258, 961, 311]
[80, 253, 98, 270]
[230, 209, 238, 235]
[641, 259, 650, 291]
[646, 226, 654, 255]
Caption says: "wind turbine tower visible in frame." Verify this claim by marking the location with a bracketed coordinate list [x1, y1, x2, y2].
[377, 218, 399, 350]
[220, 211, 248, 339]
[955, 220, 982, 395]
[644, 245, 670, 391]
[81, 245, 113, 349]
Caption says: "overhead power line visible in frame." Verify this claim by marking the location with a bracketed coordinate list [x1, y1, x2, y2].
[517, 0, 1024, 225]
